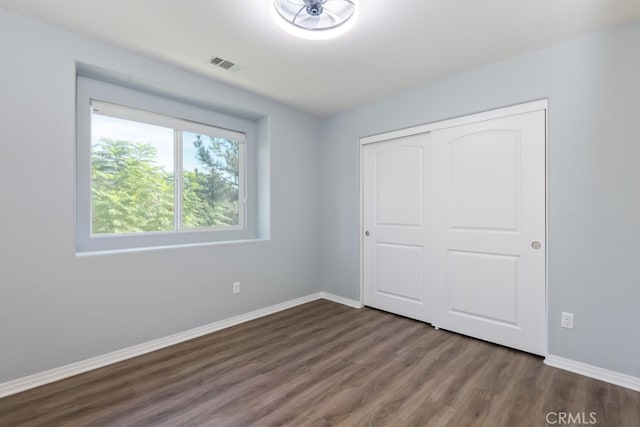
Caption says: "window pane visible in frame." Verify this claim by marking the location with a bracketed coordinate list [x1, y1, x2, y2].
[182, 131, 240, 228]
[91, 113, 175, 234]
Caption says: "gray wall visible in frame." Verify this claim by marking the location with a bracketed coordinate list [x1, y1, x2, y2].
[0, 10, 321, 383]
[320, 22, 640, 377]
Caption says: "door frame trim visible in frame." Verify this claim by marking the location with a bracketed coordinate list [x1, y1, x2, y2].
[358, 99, 549, 354]
[360, 99, 548, 145]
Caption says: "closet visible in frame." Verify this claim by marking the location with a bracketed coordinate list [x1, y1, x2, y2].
[361, 101, 546, 355]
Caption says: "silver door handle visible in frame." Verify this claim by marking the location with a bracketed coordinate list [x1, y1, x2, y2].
[531, 241, 541, 250]
[365, 231, 370, 237]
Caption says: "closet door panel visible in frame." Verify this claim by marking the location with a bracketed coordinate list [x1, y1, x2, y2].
[431, 110, 546, 355]
[363, 133, 432, 322]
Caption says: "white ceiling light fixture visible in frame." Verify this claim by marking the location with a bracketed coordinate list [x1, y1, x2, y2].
[272, 0, 359, 41]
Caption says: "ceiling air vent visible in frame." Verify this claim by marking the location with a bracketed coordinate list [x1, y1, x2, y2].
[210, 56, 237, 71]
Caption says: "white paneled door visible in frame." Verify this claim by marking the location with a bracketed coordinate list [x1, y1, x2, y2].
[431, 110, 546, 355]
[362, 105, 546, 356]
[363, 133, 431, 322]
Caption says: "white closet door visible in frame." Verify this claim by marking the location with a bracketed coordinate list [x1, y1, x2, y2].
[363, 133, 431, 322]
[431, 110, 546, 355]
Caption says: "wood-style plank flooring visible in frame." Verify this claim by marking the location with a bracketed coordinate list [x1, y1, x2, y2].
[1, 300, 639, 426]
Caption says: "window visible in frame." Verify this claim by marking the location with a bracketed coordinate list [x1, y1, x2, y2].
[90, 101, 245, 235]
[77, 76, 258, 252]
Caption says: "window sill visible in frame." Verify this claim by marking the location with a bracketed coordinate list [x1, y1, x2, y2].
[75, 237, 270, 258]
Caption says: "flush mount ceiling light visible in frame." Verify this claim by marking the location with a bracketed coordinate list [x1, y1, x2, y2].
[272, 0, 359, 40]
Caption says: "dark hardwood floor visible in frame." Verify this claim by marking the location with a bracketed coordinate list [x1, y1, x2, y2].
[1, 300, 639, 426]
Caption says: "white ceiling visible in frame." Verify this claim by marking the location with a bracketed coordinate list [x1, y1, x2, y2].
[2, 0, 640, 116]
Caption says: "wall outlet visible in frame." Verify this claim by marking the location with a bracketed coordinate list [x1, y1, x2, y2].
[233, 281, 240, 295]
[561, 312, 574, 329]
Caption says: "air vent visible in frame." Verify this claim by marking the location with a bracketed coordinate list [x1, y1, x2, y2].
[210, 56, 237, 71]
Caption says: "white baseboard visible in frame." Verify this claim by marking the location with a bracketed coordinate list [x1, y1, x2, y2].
[319, 291, 364, 309]
[8, 297, 639, 399]
[544, 355, 640, 392]
[9, 296, 639, 398]
[0, 292, 362, 399]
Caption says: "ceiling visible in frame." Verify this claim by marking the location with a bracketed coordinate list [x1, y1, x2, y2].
[2, 0, 640, 116]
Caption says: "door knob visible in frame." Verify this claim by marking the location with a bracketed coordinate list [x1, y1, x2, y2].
[365, 231, 370, 237]
[531, 241, 541, 250]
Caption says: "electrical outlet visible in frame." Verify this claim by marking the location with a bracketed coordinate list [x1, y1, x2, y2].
[561, 312, 574, 329]
[233, 281, 240, 295]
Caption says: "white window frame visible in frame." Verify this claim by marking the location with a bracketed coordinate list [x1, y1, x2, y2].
[77, 77, 257, 253]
